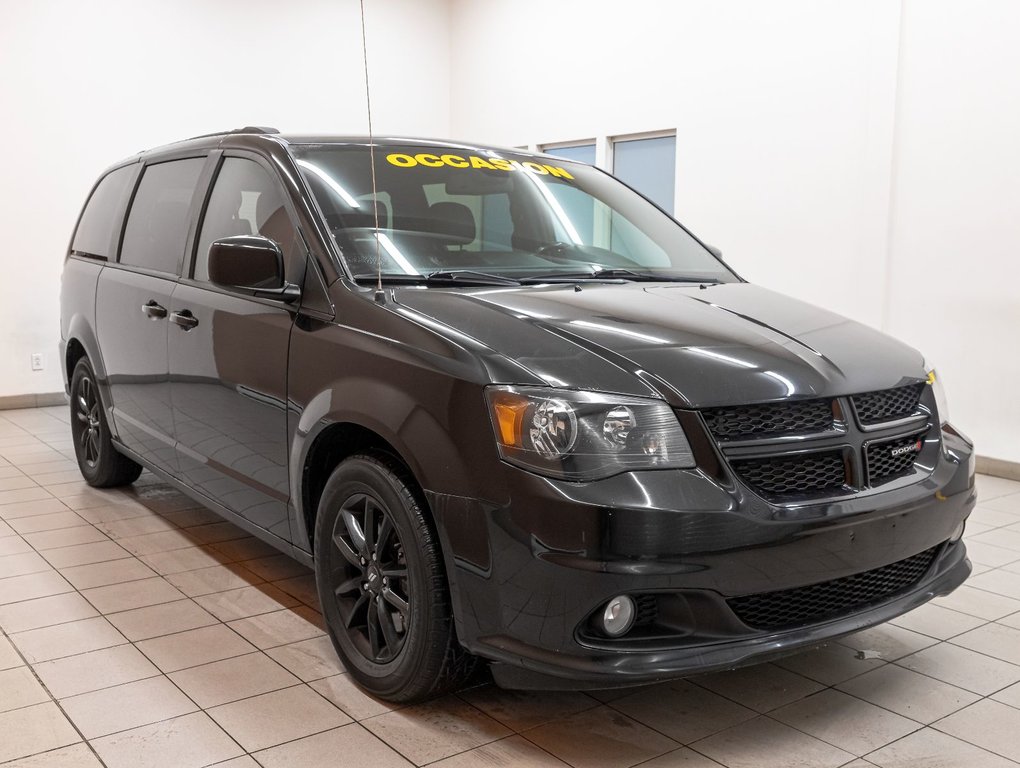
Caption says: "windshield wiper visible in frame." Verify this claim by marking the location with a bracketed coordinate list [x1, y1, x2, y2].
[354, 270, 521, 286]
[520, 269, 720, 284]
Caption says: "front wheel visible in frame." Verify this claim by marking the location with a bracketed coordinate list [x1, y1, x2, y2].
[69, 358, 142, 488]
[313, 454, 476, 702]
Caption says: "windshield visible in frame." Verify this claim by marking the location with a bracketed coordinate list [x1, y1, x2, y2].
[291, 143, 737, 283]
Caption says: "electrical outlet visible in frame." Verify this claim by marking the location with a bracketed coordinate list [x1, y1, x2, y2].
[31, 353, 44, 371]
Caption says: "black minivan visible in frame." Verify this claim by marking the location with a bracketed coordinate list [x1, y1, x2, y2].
[60, 127, 975, 702]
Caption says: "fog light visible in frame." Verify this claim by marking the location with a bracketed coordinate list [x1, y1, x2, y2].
[950, 521, 965, 542]
[600, 595, 636, 637]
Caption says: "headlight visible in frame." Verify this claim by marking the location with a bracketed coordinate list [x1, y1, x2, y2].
[924, 364, 950, 425]
[485, 385, 696, 481]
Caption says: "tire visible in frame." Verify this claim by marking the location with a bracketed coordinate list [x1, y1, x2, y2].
[314, 453, 477, 702]
[69, 358, 142, 488]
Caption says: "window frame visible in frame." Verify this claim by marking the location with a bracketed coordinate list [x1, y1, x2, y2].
[68, 162, 142, 263]
[609, 130, 678, 215]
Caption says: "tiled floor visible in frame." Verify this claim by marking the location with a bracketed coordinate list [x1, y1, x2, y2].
[2, 406, 1020, 768]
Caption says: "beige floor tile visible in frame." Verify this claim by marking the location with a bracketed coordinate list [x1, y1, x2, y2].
[208, 683, 352, 752]
[0, 497, 68, 520]
[457, 685, 597, 733]
[964, 540, 1020, 568]
[61, 675, 198, 739]
[159, 506, 223, 528]
[991, 679, 1020, 709]
[227, 605, 324, 649]
[0, 592, 98, 633]
[21, 525, 109, 551]
[363, 695, 513, 765]
[210, 536, 280, 562]
[692, 715, 853, 768]
[204, 758, 260, 768]
[61, 557, 158, 590]
[950, 622, 1020, 665]
[889, 602, 987, 640]
[933, 584, 1020, 621]
[264, 635, 345, 682]
[0, 530, 32, 554]
[138, 545, 228, 575]
[33, 470, 89, 486]
[136, 623, 256, 672]
[868, 727, 1015, 768]
[33, 643, 160, 698]
[309, 673, 398, 721]
[165, 563, 264, 597]
[193, 583, 299, 621]
[836, 623, 939, 661]
[771, 689, 919, 755]
[0, 519, 15, 537]
[91, 711, 243, 768]
[180, 521, 249, 545]
[775, 643, 888, 686]
[75, 503, 152, 524]
[81, 576, 185, 613]
[607, 679, 755, 744]
[0, 634, 23, 669]
[0, 702, 81, 763]
[271, 573, 319, 606]
[42, 540, 132, 569]
[0, 474, 39, 491]
[0, 551, 51, 579]
[94, 514, 178, 539]
[254, 723, 411, 768]
[11, 616, 127, 662]
[9, 510, 87, 535]
[0, 665, 50, 712]
[432, 735, 570, 766]
[0, 487, 53, 507]
[692, 662, 825, 713]
[0, 570, 74, 604]
[59, 491, 136, 512]
[241, 553, 312, 582]
[168, 652, 300, 708]
[106, 598, 218, 642]
[897, 642, 1020, 695]
[934, 699, 1020, 762]
[116, 529, 202, 556]
[975, 475, 1020, 501]
[837, 663, 981, 723]
[0, 742, 104, 768]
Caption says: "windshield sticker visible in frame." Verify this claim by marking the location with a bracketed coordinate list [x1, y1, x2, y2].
[385, 152, 574, 179]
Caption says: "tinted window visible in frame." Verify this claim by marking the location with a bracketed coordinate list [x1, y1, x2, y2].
[71, 165, 136, 259]
[194, 158, 300, 282]
[120, 158, 205, 274]
[613, 136, 676, 213]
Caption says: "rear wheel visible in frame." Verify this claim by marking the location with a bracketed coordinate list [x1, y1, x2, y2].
[69, 358, 142, 487]
[314, 453, 476, 702]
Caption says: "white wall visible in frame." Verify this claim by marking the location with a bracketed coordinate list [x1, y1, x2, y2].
[0, 0, 450, 398]
[448, 0, 1020, 464]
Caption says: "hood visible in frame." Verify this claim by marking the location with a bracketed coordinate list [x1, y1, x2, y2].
[392, 282, 925, 408]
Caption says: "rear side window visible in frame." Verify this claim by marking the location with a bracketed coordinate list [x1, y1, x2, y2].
[193, 157, 301, 282]
[120, 158, 205, 275]
[71, 165, 136, 259]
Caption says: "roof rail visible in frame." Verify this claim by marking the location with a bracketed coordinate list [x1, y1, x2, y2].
[186, 126, 281, 141]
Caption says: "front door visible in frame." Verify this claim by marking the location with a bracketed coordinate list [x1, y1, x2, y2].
[168, 155, 301, 539]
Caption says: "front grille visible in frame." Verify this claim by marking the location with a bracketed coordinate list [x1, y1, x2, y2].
[867, 431, 927, 485]
[852, 383, 924, 425]
[730, 451, 846, 500]
[701, 398, 834, 440]
[728, 544, 941, 630]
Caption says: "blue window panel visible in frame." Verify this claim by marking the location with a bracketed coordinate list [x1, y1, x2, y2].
[613, 136, 676, 213]
[543, 144, 596, 166]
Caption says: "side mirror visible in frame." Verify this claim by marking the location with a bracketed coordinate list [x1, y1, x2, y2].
[706, 244, 723, 258]
[207, 235, 300, 301]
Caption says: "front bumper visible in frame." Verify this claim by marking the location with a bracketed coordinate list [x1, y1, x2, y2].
[429, 428, 975, 689]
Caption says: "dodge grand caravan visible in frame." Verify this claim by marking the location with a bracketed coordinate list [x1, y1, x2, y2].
[60, 127, 975, 702]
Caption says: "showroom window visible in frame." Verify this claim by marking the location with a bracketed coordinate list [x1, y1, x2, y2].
[120, 158, 205, 275]
[542, 142, 597, 165]
[612, 134, 676, 213]
[71, 164, 137, 260]
[193, 157, 301, 282]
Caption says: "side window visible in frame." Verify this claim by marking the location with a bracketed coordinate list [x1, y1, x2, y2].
[71, 165, 137, 259]
[120, 158, 205, 274]
[194, 157, 301, 282]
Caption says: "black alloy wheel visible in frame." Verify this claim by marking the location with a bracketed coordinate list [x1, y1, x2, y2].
[69, 358, 142, 487]
[329, 492, 411, 663]
[314, 454, 477, 702]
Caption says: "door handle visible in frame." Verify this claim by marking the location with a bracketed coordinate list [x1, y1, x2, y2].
[141, 301, 167, 319]
[170, 310, 199, 330]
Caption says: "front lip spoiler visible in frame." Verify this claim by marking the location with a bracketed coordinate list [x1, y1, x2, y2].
[483, 542, 971, 691]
